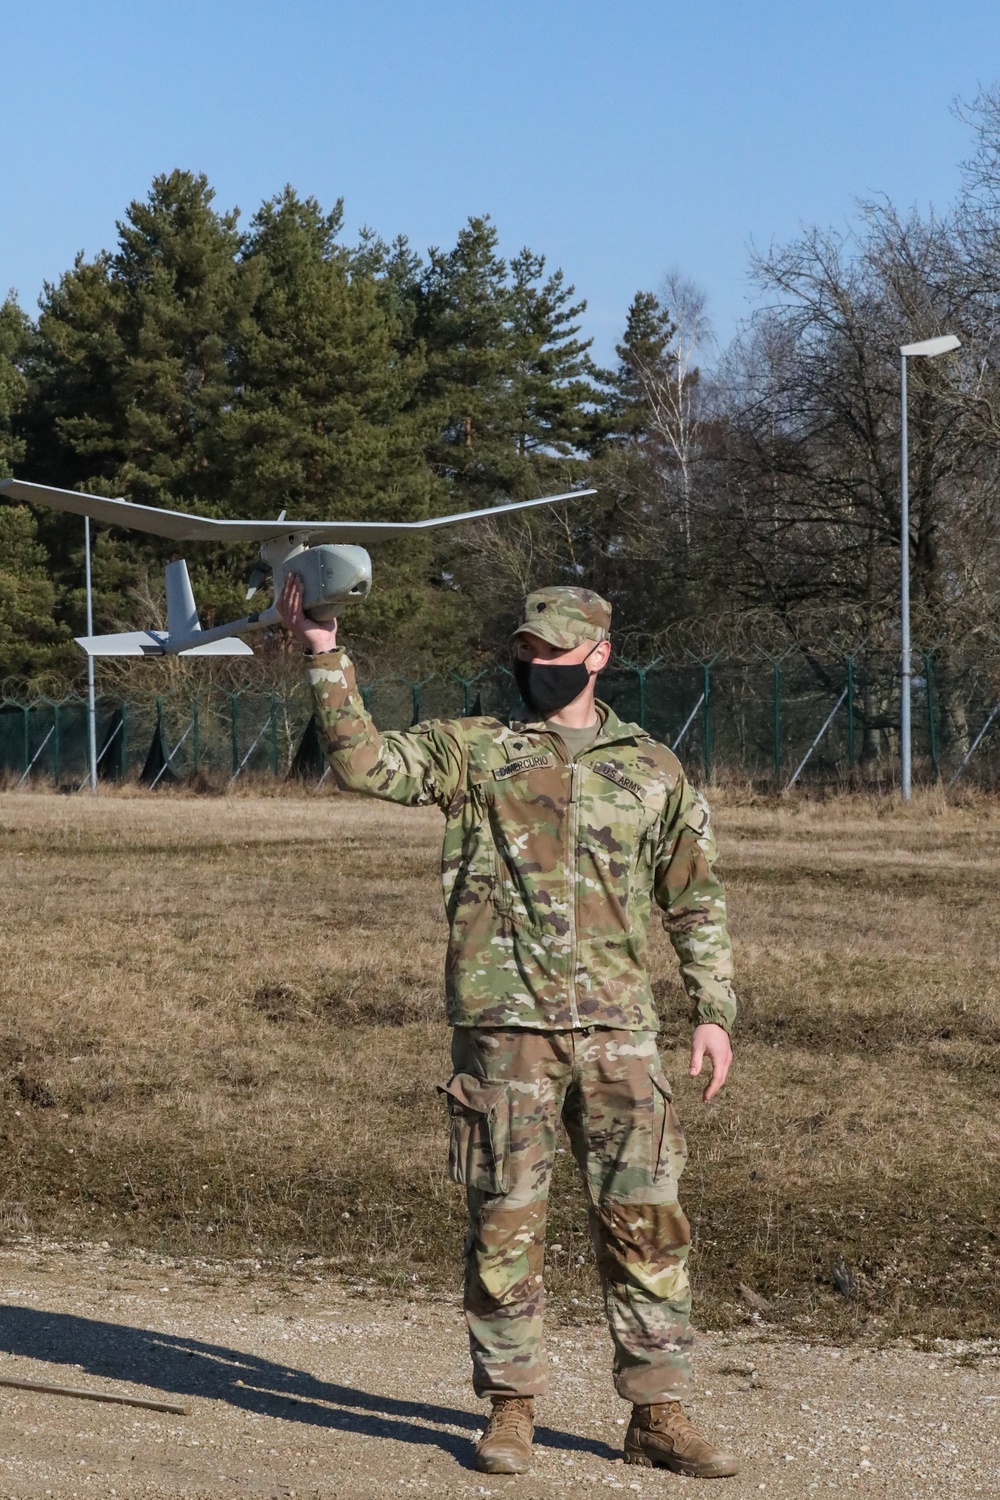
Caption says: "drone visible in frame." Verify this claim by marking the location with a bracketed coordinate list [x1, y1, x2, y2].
[0, 478, 593, 657]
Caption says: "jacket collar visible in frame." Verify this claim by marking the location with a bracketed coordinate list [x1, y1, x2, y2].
[509, 699, 640, 749]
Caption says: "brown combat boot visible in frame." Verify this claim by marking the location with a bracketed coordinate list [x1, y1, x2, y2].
[476, 1396, 535, 1474]
[624, 1401, 740, 1478]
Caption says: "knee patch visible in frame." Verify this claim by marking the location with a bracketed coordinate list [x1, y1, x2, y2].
[467, 1200, 547, 1310]
[593, 1200, 692, 1305]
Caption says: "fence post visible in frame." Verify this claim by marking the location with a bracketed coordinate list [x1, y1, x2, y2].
[641, 657, 663, 731]
[151, 697, 164, 781]
[923, 651, 939, 778]
[845, 655, 856, 769]
[53, 703, 61, 782]
[121, 701, 128, 778]
[618, 658, 662, 731]
[772, 661, 782, 777]
[450, 670, 487, 715]
[21, 705, 29, 776]
[496, 664, 517, 719]
[192, 695, 200, 773]
[269, 692, 279, 775]
[230, 693, 239, 777]
[409, 674, 435, 726]
[702, 662, 713, 776]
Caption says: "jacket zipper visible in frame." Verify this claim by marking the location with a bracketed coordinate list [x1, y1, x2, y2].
[568, 760, 581, 1027]
[519, 725, 638, 1026]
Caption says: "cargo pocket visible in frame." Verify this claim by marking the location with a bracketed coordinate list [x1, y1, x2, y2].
[651, 1071, 688, 1186]
[437, 1072, 511, 1195]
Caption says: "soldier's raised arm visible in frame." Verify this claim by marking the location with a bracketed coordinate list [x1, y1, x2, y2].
[278, 573, 465, 811]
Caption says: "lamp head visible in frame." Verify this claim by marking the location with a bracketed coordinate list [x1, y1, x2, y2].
[900, 334, 961, 358]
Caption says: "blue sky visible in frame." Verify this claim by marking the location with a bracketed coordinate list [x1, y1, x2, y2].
[2, 1, 996, 364]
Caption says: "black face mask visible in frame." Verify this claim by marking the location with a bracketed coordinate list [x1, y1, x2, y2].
[513, 647, 598, 718]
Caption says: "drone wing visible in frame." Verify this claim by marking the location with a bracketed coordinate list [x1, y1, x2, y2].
[0, 478, 593, 542]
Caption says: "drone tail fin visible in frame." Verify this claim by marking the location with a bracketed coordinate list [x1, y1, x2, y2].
[74, 559, 253, 656]
[165, 558, 200, 638]
[162, 557, 253, 654]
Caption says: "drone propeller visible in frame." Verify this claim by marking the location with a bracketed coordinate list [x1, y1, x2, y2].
[245, 564, 269, 602]
[246, 511, 286, 599]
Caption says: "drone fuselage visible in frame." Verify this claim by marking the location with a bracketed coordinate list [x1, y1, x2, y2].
[74, 541, 374, 656]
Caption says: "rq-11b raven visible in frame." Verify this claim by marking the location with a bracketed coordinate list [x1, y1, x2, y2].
[0, 478, 593, 657]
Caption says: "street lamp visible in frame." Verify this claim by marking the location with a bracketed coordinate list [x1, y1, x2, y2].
[899, 333, 960, 800]
[85, 516, 97, 792]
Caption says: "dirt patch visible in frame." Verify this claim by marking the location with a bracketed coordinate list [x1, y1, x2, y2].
[0, 790, 998, 1343]
[0, 1242, 996, 1498]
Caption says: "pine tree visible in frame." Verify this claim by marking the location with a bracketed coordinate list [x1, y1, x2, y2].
[224, 189, 464, 657]
[27, 172, 248, 509]
[0, 506, 71, 688]
[23, 172, 251, 633]
[22, 253, 123, 492]
[604, 290, 677, 444]
[508, 248, 601, 478]
[0, 296, 33, 476]
[228, 187, 432, 523]
[0, 299, 68, 685]
[109, 170, 248, 513]
[351, 228, 424, 335]
[413, 218, 602, 506]
[414, 216, 517, 501]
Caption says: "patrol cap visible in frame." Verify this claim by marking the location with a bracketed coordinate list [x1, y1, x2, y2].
[511, 586, 612, 651]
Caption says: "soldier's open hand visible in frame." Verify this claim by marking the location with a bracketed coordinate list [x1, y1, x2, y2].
[277, 573, 338, 655]
[689, 1023, 733, 1103]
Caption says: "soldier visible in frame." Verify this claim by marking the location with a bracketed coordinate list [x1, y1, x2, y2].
[278, 578, 740, 1481]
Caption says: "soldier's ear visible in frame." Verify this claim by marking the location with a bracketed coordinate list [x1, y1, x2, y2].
[588, 640, 612, 674]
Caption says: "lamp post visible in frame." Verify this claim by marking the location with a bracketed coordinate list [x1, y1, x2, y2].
[84, 516, 97, 792]
[899, 333, 960, 800]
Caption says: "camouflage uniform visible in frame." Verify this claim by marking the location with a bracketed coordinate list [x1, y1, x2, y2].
[307, 587, 736, 1404]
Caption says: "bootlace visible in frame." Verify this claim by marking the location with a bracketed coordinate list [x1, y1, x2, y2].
[650, 1401, 694, 1431]
[647, 1402, 706, 1454]
[488, 1398, 534, 1441]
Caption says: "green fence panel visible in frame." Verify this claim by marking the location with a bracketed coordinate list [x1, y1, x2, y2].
[924, 652, 939, 778]
[4, 645, 1000, 789]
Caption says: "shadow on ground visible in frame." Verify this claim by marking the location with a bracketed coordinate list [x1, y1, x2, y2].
[0, 1305, 618, 1465]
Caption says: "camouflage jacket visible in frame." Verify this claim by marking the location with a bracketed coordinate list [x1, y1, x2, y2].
[307, 650, 737, 1035]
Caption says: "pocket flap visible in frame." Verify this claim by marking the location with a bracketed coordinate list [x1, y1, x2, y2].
[650, 1069, 673, 1101]
[437, 1072, 507, 1119]
[438, 1072, 511, 1195]
[651, 1070, 686, 1185]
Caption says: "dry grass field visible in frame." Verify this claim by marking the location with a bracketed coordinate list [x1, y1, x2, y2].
[0, 785, 998, 1345]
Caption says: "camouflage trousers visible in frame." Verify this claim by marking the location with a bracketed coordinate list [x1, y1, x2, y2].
[441, 1027, 692, 1404]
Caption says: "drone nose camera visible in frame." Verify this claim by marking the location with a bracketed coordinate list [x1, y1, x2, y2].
[289, 544, 373, 622]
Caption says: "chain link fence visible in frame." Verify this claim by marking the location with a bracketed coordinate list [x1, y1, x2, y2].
[2, 646, 999, 790]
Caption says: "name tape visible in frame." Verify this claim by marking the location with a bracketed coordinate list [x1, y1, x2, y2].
[493, 754, 553, 780]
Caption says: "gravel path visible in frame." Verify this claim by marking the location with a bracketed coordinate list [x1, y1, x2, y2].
[0, 1243, 996, 1498]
